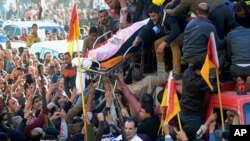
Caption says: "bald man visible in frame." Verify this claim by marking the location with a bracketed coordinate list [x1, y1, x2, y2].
[182, 2, 224, 65]
[166, 0, 236, 39]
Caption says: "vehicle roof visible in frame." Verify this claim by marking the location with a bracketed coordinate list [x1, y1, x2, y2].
[29, 40, 84, 53]
[210, 91, 250, 108]
[4, 21, 61, 28]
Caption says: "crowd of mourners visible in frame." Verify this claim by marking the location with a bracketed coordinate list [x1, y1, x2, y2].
[0, 0, 250, 141]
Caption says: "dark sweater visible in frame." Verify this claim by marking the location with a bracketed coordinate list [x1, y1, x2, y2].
[180, 67, 217, 116]
[137, 115, 160, 141]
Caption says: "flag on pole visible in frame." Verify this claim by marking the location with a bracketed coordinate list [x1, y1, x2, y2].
[160, 71, 181, 125]
[68, 3, 80, 57]
[200, 32, 219, 90]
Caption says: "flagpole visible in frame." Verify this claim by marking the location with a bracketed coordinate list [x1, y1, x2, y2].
[216, 70, 225, 130]
[177, 113, 182, 130]
[75, 25, 88, 138]
[73, 3, 88, 139]
[75, 19, 86, 116]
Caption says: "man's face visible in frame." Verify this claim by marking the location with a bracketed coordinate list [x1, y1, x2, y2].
[149, 12, 160, 24]
[33, 98, 42, 109]
[8, 98, 20, 112]
[6, 41, 11, 48]
[23, 48, 29, 55]
[89, 32, 98, 42]
[104, 0, 116, 9]
[236, 9, 246, 18]
[15, 58, 23, 67]
[32, 25, 38, 33]
[98, 11, 108, 25]
[64, 54, 71, 65]
[46, 33, 51, 41]
[124, 121, 137, 140]
[45, 53, 52, 62]
[58, 80, 64, 90]
[55, 65, 61, 73]
[43, 65, 50, 76]
[139, 108, 149, 121]
[28, 67, 35, 74]
[14, 86, 24, 98]
[228, 114, 234, 123]
[5, 50, 12, 59]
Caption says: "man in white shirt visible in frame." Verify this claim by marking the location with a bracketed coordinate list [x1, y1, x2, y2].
[116, 118, 143, 141]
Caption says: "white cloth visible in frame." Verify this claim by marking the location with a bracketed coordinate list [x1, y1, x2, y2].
[72, 58, 92, 93]
[116, 134, 143, 141]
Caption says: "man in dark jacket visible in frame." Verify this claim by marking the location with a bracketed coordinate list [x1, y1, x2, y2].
[137, 103, 160, 141]
[132, 4, 185, 74]
[180, 61, 217, 141]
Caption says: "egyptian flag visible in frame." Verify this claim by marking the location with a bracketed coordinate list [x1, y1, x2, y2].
[86, 18, 149, 68]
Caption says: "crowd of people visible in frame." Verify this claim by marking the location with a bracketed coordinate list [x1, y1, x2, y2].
[0, 0, 249, 141]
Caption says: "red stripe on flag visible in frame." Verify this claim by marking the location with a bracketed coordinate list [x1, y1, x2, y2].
[164, 74, 181, 124]
[68, 3, 80, 57]
[207, 32, 219, 70]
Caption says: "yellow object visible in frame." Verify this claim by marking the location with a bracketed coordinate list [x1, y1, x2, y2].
[201, 32, 219, 91]
[152, 0, 165, 6]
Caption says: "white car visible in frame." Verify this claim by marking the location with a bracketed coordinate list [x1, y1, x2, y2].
[3, 20, 65, 38]
[29, 40, 84, 61]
